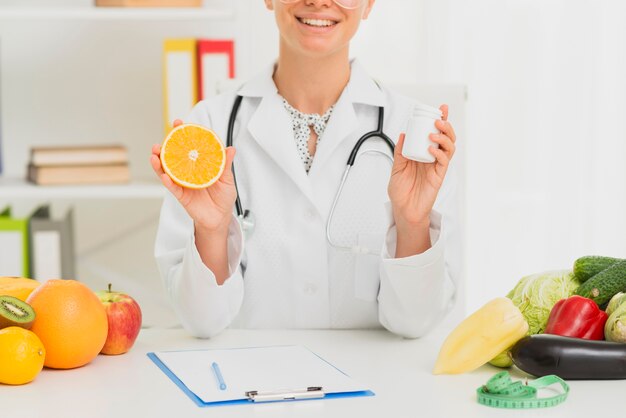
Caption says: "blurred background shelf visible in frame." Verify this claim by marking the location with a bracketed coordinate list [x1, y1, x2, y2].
[0, 178, 165, 199]
[0, 7, 234, 20]
[0, 0, 250, 330]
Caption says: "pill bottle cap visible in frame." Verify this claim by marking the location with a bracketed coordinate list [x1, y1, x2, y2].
[412, 104, 443, 118]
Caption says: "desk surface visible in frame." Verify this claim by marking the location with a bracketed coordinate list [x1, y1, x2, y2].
[3, 328, 623, 417]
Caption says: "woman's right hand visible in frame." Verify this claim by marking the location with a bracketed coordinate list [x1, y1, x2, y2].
[150, 119, 238, 235]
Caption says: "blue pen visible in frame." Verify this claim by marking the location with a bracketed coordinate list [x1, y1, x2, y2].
[211, 362, 227, 391]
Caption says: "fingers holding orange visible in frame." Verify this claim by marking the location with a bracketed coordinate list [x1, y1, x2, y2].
[150, 144, 164, 174]
[150, 145, 183, 199]
[150, 143, 180, 195]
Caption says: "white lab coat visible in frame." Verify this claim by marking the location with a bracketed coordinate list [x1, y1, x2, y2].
[155, 60, 459, 339]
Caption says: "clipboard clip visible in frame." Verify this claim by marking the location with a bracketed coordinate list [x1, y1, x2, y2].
[245, 386, 325, 402]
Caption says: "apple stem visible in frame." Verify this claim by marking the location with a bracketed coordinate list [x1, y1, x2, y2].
[108, 283, 112, 293]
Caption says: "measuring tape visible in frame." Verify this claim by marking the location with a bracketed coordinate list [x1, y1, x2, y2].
[476, 371, 569, 409]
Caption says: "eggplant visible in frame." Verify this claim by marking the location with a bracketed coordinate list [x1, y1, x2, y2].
[510, 334, 626, 380]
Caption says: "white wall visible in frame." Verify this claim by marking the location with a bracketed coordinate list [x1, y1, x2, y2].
[418, 0, 626, 311]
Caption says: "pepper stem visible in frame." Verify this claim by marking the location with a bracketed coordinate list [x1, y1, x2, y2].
[108, 283, 112, 293]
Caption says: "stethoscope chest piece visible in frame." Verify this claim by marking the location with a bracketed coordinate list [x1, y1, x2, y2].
[237, 209, 255, 239]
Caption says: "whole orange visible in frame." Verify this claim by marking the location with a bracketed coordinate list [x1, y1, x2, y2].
[26, 279, 108, 369]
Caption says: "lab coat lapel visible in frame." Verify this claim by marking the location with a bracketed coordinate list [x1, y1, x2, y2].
[247, 93, 319, 211]
[238, 60, 384, 217]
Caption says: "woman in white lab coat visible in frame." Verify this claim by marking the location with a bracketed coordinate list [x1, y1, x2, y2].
[151, 0, 459, 338]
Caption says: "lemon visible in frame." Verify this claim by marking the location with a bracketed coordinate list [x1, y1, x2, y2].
[0, 326, 46, 385]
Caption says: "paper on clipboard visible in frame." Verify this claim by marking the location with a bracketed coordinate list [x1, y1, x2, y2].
[149, 345, 373, 406]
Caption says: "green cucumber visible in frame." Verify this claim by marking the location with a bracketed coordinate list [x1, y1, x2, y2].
[575, 259, 626, 306]
[573, 256, 622, 283]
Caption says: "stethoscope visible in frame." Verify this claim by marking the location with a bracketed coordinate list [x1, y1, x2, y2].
[227, 95, 395, 254]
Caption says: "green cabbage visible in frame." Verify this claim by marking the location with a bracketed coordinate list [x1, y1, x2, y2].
[605, 292, 626, 343]
[606, 292, 626, 317]
[507, 269, 581, 335]
[490, 269, 581, 368]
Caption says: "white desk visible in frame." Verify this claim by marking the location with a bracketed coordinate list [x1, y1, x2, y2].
[3, 328, 624, 417]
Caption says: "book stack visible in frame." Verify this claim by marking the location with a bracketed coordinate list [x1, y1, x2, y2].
[27, 145, 130, 186]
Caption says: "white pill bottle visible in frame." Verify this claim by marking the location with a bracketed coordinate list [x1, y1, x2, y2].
[401, 104, 443, 163]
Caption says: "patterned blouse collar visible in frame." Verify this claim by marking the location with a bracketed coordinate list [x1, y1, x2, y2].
[281, 96, 335, 173]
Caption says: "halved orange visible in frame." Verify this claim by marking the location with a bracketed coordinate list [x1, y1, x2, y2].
[160, 124, 226, 189]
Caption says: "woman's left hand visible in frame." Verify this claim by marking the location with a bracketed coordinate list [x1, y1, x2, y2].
[388, 104, 456, 231]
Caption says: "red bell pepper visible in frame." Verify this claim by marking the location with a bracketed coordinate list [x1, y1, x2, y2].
[545, 295, 608, 340]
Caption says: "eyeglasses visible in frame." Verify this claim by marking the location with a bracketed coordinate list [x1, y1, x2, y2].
[279, 0, 366, 11]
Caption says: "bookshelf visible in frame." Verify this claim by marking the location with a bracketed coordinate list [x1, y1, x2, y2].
[0, 2, 239, 181]
[0, 0, 251, 329]
[0, 178, 165, 199]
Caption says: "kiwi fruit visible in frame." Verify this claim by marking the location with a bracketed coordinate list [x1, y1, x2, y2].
[0, 295, 36, 330]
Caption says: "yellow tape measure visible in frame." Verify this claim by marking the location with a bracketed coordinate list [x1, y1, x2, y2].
[477, 372, 569, 409]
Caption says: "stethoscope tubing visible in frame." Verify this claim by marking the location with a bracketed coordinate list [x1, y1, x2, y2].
[227, 95, 245, 218]
[347, 106, 394, 165]
[226, 95, 395, 251]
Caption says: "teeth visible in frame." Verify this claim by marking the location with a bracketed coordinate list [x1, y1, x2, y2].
[300, 18, 336, 27]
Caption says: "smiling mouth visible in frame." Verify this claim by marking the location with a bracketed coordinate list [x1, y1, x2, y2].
[297, 17, 338, 28]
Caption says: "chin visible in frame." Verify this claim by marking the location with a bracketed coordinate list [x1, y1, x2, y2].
[301, 43, 338, 57]
[293, 36, 348, 59]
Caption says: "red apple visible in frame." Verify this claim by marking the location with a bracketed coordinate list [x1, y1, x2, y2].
[96, 283, 142, 355]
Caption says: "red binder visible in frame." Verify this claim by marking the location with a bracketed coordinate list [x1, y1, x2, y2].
[197, 40, 235, 100]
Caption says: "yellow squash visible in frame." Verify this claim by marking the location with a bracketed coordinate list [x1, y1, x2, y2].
[433, 297, 528, 374]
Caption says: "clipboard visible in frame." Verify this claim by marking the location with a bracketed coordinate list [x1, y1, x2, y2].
[147, 345, 374, 407]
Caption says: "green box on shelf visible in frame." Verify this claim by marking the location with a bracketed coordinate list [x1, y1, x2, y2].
[0, 207, 30, 277]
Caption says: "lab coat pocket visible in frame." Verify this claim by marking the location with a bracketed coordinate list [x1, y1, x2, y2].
[354, 232, 383, 302]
